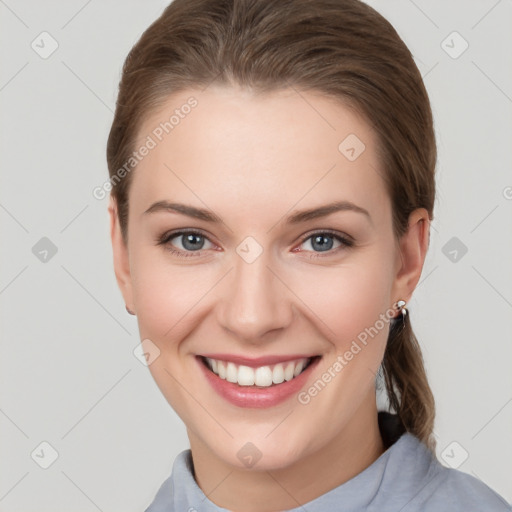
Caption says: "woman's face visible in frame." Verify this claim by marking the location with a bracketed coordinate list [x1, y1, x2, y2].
[110, 85, 425, 470]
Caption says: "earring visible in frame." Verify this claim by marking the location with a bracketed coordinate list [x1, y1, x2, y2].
[395, 300, 407, 317]
[126, 305, 136, 315]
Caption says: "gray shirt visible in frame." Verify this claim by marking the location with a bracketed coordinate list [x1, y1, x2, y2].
[145, 429, 511, 511]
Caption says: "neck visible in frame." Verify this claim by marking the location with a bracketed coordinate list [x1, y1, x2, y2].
[188, 393, 385, 512]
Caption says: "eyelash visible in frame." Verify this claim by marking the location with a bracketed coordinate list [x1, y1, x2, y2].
[156, 229, 354, 259]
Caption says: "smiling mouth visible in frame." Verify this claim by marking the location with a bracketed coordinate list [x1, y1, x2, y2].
[199, 355, 321, 387]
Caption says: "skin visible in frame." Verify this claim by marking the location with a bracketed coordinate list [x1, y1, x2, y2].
[109, 84, 429, 512]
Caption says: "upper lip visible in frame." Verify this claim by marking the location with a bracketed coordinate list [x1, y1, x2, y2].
[198, 353, 319, 368]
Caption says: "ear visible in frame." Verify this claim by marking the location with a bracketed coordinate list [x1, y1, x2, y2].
[108, 196, 135, 313]
[391, 208, 430, 305]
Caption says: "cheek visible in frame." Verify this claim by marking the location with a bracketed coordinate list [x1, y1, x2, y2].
[129, 248, 204, 341]
[292, 256, 395, 348]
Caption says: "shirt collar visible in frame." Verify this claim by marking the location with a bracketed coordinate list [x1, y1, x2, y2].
[177, 434, 419, 511]
[148, 417, 436, 511]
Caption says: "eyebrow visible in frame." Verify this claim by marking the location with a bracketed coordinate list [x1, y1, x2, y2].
[143, 200, 371, 225]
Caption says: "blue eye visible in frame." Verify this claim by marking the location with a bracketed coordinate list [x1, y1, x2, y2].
[157, 229, 354, 258]
[297, 230, 354, 258]
[159, 230, 214, 257]
[302, 233, 340, 252]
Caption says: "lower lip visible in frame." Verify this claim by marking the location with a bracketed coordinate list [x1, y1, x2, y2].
[196, 356, 321, 408]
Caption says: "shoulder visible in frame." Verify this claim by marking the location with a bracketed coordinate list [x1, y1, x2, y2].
[144, 472, 174, 512]
[419, 466, 512, 511]
[389, 434, 511, 511]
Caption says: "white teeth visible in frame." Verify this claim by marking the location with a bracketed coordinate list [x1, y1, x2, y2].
[217, 360, 226, 379]
[226, 362, 238, 383]
[255, 366, 273, 387]
[293, 359, 305, 377]
[284, 362, 295, 381]
[205, 357, 312, 387]
[272, 364, 285, 384]
[238, 365, 255, 386]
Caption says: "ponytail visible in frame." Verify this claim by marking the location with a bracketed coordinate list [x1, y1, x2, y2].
[382, 311, 436, 451]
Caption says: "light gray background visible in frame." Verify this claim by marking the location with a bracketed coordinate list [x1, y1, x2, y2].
[1, 0, 511, 510]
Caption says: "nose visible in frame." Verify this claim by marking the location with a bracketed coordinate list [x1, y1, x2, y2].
[217, 249, 294, 343]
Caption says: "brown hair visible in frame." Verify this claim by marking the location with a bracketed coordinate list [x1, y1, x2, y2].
[107, 0, 436, 450]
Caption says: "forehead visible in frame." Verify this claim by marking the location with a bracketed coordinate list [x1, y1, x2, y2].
[130, 85, 389, 224]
